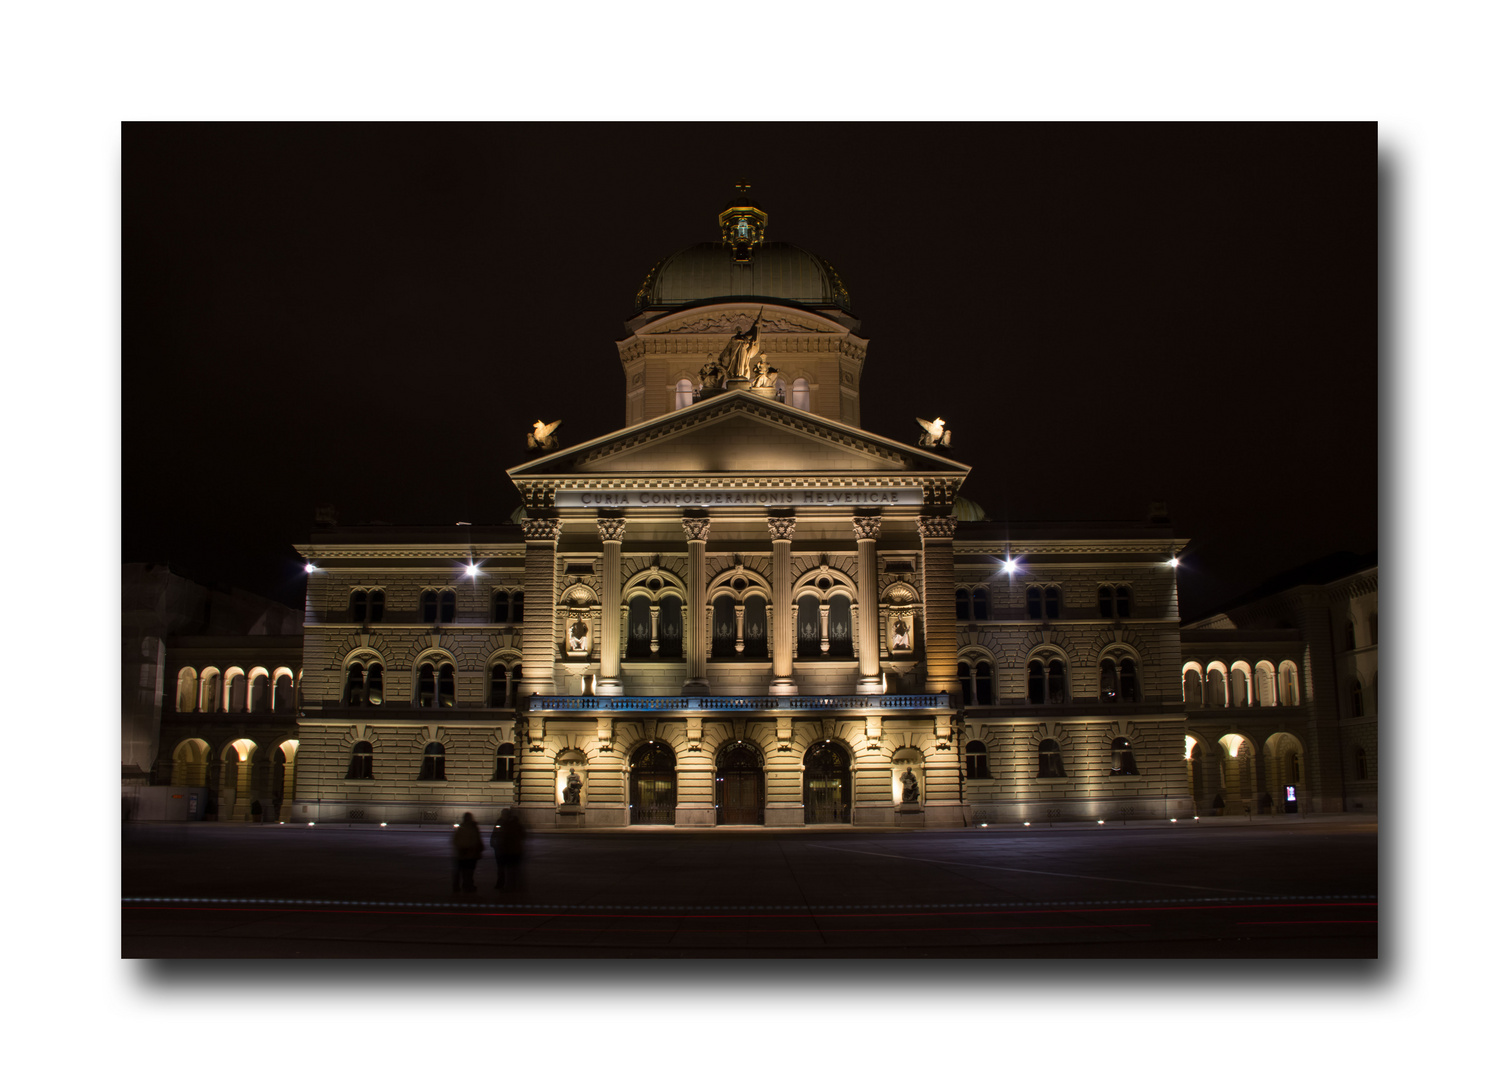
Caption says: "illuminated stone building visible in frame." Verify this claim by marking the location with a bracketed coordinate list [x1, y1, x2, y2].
[141, 192, 1370, 825]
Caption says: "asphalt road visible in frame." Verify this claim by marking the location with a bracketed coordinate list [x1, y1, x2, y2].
[122, 819, 1378, 958]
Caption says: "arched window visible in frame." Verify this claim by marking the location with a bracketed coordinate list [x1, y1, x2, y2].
[790, 378, 811, 411]
[1099, 586, 1114, 618]
[1278, 661, 1300, 706]
[1111, 737, 1140, 776]
[658, 596, 682, 658]
[416, 662, 455, 707]
[418, 742, 446, 781]
[955, 588, 970, 621]
[420, 589, 456, 623]
[489, 662, 513, 707]
[1231, 666, 1250, 707]
[199, 669, 220, 713]
[175, 669, 197, 713]
[711, 596, 737, 658]
[1120, 658, 1138, 702]
[1045, 587, 1061, 620]
[1354, 746, 1368, 781]
[957, 661, 973, 706]
[972, 588, 989, 621]
[797, 595, 822, 659]
[974, 660, 993, 705]
[743, 595, 768, 658]
[965, 740, 989, 779]
[1026, 587, 1042, 619]
[249, 673, 270, 712]
[1207, 667, 1228, 706]
[626, 595, 653, 658]
[828, 595, 853, 657]
[1028, 657, 1068, 704]
[511, 591, 523, 623]
[351, 590, 385, 623]
[1038, 738, 1066, 778]
[1254, 661, 1277, 706]
[507, 664, 522, 705]
[344, 662, 383, 706]
[345, 663, 365, 706]
[1183, 666, 1203, 707]
[1102, 657, 1139, 703]
[1345, 619, 1358, 650]
[1098, 585, 1133, 618]
[1351, 678, 1365, 717]
[1028, 586, 1061, 619]
[493, 743, 517, 782]
[491, 591, 512, 623]
[675, 378, 695, 410]
[225, 671, 247, 712]
[346, 741, 373, 780]
[273, 672, 295, 713]
[1115, 587, 1131, 618]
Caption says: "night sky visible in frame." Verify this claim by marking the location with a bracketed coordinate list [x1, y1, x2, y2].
[122, 122, 1375, 621]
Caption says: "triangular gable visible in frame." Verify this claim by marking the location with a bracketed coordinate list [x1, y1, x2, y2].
[508, 390, 969, 482]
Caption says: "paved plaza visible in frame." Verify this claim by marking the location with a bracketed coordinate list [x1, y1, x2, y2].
[122, 816, 1378, 958]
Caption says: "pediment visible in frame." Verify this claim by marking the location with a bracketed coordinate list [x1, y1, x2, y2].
[508, 391, 968, 483]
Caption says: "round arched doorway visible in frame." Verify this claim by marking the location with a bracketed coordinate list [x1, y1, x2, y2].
[630, 742, 676, 825]
[716, 742, 765, 825]
[804, 741, 851, 824]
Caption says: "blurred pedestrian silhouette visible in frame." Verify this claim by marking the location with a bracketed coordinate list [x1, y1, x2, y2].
[492, 807, 527, 890]
[452, 812, 482, 894]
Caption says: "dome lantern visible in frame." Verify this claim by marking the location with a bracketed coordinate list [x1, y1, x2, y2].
[718, 179, 768, 262]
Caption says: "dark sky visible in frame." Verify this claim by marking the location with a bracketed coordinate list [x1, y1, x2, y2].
[122, 122, 1375, 622]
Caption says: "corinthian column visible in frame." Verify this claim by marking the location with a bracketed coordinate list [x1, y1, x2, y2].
[767, 512, 797, 696]
[853, 513, 883, 694]
[919, 513, 960, 696]
[517, 515, 562, 699]
[595, 515, 626, 697]
[681, 514, 711, 694]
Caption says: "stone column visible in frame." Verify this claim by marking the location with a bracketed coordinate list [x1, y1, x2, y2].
[767, 512, 797, 696]
[853, 513, 883, 694]
[596, 515, 626, 697]
[518, 515, 562, 698]
[682, 514, 711, 694]
[919, 513, 961, 696]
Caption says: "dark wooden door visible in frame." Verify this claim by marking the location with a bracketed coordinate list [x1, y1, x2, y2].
[716, 744, 764, 825]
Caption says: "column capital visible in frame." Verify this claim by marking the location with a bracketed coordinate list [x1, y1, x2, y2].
[521, 516, 563, 543]
[918, 514, 957, 541]
[852, 515, 883, 541]
[766, 514, 796, 542]
[596, 517, 627, 543]
[681, 515, 712, 542]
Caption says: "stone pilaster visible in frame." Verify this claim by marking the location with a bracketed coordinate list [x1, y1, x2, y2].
[518, 515, 562, 698]
[853, 513, 883, 693]
[919, 513, 960, 696]
[682, 514, 711, 693]
[767, 512, 797, 696]
[596, 515, 626, 697]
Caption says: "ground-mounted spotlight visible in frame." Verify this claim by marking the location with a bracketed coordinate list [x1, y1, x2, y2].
[1023, 822, 1030, 827]
[1097, 819, 1105, 825]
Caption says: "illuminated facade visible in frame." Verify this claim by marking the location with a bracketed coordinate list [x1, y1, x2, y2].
[140, 193, 1371, 824]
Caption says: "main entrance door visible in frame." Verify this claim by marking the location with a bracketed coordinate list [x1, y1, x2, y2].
[804, 741, 851, 824]
[716, 743, 764, 825]
[630, 742, 676, 825]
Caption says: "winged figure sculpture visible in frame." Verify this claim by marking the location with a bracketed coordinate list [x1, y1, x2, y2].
[916, 417, 952, 448]
[528, 419, 562, 451]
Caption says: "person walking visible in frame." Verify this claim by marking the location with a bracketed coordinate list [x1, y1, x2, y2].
[452, 812, 483, 894]
[492, 807, 526, 890]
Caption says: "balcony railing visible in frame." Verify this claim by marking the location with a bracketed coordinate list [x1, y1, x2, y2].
[527, 693, 951, 713]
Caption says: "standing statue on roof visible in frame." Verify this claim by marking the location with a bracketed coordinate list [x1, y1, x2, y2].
[527, 419, 562, 452]
[916, 417, 953, 448]
[718, 308, 764, 381]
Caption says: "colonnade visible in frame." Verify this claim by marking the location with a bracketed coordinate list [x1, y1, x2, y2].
[516, 509, 960, 698]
